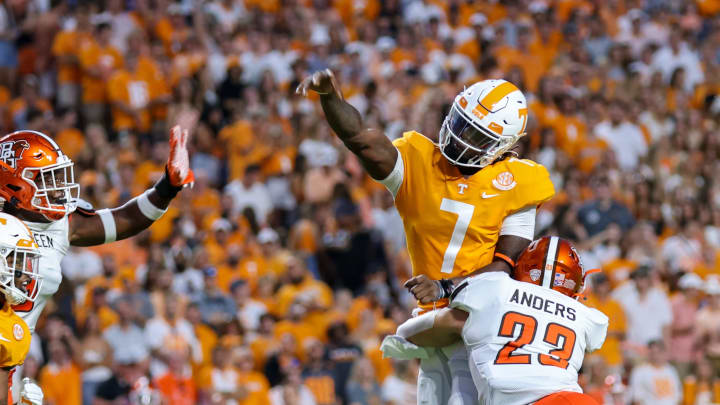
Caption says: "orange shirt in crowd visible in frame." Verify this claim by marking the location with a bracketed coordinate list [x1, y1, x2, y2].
[52, 30, 93, 84]
[275, 277, 333, 317]
[38, 362, 82, 405]
[584, 294, 627, 367]
[80, 41, 123, 103]
[55, 128, 85, 161]
[236, 371, 271, 405]
[154, 371, 197, 405]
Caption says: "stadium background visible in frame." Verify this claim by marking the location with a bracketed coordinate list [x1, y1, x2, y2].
[1, 0, 719, 404]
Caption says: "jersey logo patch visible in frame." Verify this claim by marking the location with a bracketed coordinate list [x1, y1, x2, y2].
[13, 324, 23, 340]
[481, 192, 499, 199]
[458, 183, 468, 194]
[0, 333, 9, 342]
[492, 171, 516, 191]
[529, 269, 541, 281]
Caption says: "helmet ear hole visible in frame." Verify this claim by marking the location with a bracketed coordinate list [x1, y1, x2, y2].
[6, 184, 20, 191]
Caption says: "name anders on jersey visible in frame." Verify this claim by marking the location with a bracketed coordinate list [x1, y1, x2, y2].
[33, 233, 54, 249]
[509, 288, 576, 321]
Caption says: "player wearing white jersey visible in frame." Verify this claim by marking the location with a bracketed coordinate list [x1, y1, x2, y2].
[0, 127, 193, 332]
[382, 236, 609, 405]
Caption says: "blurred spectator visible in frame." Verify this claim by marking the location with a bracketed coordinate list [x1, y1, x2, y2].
[326, 322, 363, 404]
[628, 340, 682, 405]
[38, 338, 82, 405]
[345, 358, 382, 405]
[233, 346, 271, 405]
[153, 349, 197, 405]
[613, 267, 672, 356]
[269, 361, 317, 405]
[302, 339, 337, 405]
[231, 279, 268, 332]
[585, 273, 626, 375]
[669, 273, 702, 378]
[102, 296, 149, 365]
[696, 278, 720, 376]
[193, 267, 237, 328]
[577, 177, 635, 237]
[77, 313, 113, 404]
[381, 359, 418, 405]
[320, 199, 388, 294]
[225, 164, 274, 225]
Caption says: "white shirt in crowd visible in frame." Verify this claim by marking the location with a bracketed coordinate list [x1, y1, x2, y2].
[224, 180, 274, 224]
[594, 120, 648, 170]
[651, 41, 705, 92]
[612, 285, 672, 346]
[269, 385, 317, 405]
[629, 363, 682, 405]
[381, 375, 417, 405]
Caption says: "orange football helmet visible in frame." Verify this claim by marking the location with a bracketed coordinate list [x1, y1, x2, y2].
[0, 130, 79, 221]
[514, 236, 596, 298]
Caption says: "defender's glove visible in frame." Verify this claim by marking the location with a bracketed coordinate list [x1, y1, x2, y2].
[20, 377, 43, 405]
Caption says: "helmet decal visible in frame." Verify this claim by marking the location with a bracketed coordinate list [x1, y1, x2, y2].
[0, 140, 30, 169]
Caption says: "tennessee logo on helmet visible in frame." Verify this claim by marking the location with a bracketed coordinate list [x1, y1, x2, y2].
[0, 140, 30, 169]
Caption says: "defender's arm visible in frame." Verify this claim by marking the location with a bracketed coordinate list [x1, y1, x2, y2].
[70, 125, 194, 246]
[297, 69, 397, 180]
[399, 307, 468, 348]
[405, 234, 531, 305]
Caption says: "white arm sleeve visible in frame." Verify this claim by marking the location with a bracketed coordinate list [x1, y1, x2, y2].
[499, 206, 536, 239]
[378, 150, 404, 198]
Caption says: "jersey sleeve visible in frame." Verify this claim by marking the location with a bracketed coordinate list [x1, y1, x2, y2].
[584, 307, 609, 352]
[450, 272, 509, 312]
[391, 131, 433, 216]
[508, 159, 555, 212]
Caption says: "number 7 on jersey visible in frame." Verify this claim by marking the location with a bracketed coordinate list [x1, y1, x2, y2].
[439, 198, 475, 274]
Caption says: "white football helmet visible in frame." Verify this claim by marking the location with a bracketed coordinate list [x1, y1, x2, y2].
[0, 212, 42, 305]
[438, 79, 528, 168]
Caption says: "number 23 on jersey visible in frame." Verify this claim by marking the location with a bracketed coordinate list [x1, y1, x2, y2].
[494, 311, 577, 369]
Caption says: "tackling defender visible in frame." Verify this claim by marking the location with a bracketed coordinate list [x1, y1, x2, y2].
[383, 236, 608, 405]
[298, 70, 554, 404]
[0, 213, 45, 405]
[0, 125, 193, 395]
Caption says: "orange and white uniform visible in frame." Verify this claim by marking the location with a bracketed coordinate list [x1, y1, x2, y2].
[0, 301, 31, 404]
[386, 131, 555, 283]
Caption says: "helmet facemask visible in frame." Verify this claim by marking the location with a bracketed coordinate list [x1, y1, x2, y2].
[21, 155, 79, 220]
[438, 104, 518, 168]
[0, 244, 42, 305]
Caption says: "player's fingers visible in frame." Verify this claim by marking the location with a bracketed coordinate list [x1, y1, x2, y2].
[182, 128, 189, 147]
[404, 276, 421, 289]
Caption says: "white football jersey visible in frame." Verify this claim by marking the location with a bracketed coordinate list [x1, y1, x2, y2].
[20, 216, 70, 332]
[450, 272, 608, 405]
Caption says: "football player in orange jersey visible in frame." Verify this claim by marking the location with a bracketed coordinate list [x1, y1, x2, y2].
[298, 70, 554, 405]
[0, 213, 45, 405]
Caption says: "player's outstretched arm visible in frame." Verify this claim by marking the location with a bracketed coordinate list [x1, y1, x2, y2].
[70, 124, 194, 246]
[398, 307, 467, 347]
[296, 69, 397, 180]
[405, 234, 531, 304]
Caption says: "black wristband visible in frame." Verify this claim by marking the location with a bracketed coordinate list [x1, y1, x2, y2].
[438, 278, 455, 299]
[153, 166, 184, 199]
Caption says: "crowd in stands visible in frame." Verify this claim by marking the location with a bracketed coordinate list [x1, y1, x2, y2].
[2, 0, 720, 404]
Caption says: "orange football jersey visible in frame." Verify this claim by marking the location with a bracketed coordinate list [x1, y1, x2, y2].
[0, 301, 31, 369]
[393, 131, 555, 281]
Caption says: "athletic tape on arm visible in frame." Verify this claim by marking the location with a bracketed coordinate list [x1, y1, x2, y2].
[137, 190, 168, 220]
[96, 209, 116, 244]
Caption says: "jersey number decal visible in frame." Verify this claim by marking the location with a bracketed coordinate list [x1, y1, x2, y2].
[439, 198, 475, 274]
[494, 312, 576, 369]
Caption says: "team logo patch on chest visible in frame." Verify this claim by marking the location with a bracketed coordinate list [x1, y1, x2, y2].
[458, 183, 468, 194]
[13, 323, 23, 340]
[492, 171, 516, 191]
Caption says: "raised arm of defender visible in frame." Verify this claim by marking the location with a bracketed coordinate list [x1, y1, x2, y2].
[296, 69, 397, 180]
[70, 124, 194, 246]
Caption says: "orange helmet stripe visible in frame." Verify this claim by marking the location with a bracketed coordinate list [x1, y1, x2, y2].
[479, 81, 519, 112]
